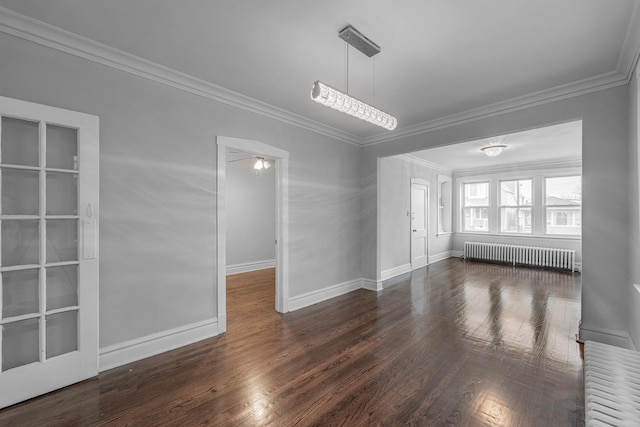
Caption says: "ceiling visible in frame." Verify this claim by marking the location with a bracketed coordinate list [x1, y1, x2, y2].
[410, 120, 582, 171]
[0, 1, 638, 144]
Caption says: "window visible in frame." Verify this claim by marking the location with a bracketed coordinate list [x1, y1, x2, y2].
[438, 175, 452, 234]
[463, 182, 489, 232]
[500, 179, 532, 233]
[458, 170, 581, 238]
[545, 176, 581, 235]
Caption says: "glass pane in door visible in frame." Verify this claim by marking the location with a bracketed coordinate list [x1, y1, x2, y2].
[46, 172, 78, 215]
[46, 220, 77, 263]
[46, 125, 77, 170]
[46, 311, 78, 358]
[0, 97, 98, 409]
[1, 220, 40, 266]
[1, 169, 39, 215]
[1, 117, 39, 166]
[2, 269, 39, 318]
[46, 265, 77, 310]
[2, 318, 40, 371]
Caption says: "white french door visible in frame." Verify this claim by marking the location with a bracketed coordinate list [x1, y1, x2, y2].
[411, 178, 429, 270]
[0, 96, 99, 409]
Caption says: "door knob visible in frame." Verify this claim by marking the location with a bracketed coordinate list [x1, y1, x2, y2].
[413, 229, 417, 232]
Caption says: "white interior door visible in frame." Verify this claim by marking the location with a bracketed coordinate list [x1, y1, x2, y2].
[0, 96, 99, 409]
[411, 179, 429, 270]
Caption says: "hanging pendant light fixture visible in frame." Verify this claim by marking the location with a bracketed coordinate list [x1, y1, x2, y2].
[310, 25, 397, 131]
[311, 81, 397, 130]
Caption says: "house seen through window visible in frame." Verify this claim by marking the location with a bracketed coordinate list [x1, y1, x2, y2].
[545, 176, 581, 235]
[463, 182, 489, 232]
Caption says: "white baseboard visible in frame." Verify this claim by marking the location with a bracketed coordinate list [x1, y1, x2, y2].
[380, 263, 412, 281]
[289, 278, 363, 311]
[579, 325, 635, 350]
[99, 318, 219, 372]
[428, 251, 454, 264]
[226, 259, 275, 275]
[362, 278, 382, 292]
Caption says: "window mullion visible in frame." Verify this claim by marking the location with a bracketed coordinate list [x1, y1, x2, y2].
[490, 179, 499, 233]
[530, 176, 541, 236]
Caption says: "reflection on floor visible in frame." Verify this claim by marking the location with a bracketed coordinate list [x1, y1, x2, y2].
[0, 260, 584, 426]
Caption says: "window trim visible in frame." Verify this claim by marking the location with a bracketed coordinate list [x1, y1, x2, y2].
[455, 167, 581, 240]
[437, 174, 453, 236]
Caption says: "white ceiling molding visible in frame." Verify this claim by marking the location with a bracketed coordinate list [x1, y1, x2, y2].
[362, 71, 626, 146]
[364, 5, 640, 148]
[394, 154, 453, 175]
[0, 7, 362, 146]
[453, 157, 582, 177]
[1, 6, 639, 149]
[617, 0, 640, 81]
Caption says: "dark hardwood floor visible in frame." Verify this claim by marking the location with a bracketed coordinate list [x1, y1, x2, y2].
[0, 259, 584, 426]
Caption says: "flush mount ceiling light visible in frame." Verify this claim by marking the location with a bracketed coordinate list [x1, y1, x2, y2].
[481, 138, 507, 157]
[310, 25, 397, 131]
[481, 145, 506, 157]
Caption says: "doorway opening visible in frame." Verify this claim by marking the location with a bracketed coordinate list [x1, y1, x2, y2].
[376, 120, 583, 288]
[216, 136, 289, 334]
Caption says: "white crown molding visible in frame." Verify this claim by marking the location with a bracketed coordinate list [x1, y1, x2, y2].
[617, 0, 640, 81]
[365, 6, 640, 147]
[2, 5, 640, 149]
[394, 153, 453, 174]
[453, 156, 582, 177]
[363, 71, 627, 146]
[0, 7, 362, 146]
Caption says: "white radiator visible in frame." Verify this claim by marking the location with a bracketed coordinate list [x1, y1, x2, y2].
[463, 241, 576, 272]
[584, 341, 640, 426]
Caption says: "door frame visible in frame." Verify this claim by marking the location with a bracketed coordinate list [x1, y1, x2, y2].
[410, 178, 430, 270]
[216, 136, 289, 332]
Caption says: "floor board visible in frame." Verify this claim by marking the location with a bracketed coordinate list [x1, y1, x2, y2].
[0, 259, 584, 426]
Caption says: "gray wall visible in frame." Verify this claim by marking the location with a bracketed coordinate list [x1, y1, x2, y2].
[379, 156, 453, 273]
[629, 67, 640, 349]
[0, 33, 362, 348]
[2, 28, 637, 351]
[226, 158, 275, 267]
[363, 86, 630, 342]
